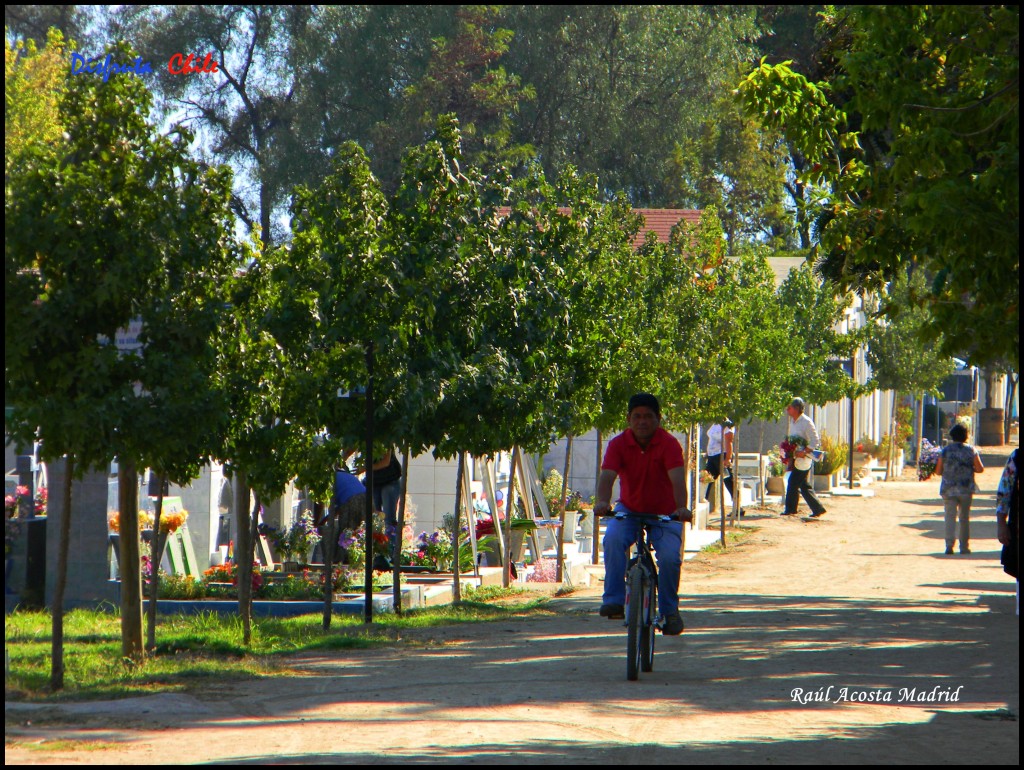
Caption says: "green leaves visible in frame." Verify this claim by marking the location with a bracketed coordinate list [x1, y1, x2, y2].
[739, 6, 1019, 367]
[6, 44, 242, 480]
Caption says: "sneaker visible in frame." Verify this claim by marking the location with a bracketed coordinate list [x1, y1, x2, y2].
[960, 546, 971, 554]
[599, 603, 624, 619]
[780, 511, 798, 516]
[809, 510, 827, 519]
[945, 546, 955, 555]
[662, 614, 685, 636]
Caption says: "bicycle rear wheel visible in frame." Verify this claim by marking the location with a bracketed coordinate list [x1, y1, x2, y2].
[626, 567, 643, 681]
[640, 575, 656, 672]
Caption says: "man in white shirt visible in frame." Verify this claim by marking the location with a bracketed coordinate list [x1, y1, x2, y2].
[782, 397, 827, 518]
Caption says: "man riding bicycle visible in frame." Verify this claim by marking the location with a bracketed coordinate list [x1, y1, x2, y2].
[594, 393, 691, 636]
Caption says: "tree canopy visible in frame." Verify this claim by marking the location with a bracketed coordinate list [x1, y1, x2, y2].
[738, 5, 1019, 367]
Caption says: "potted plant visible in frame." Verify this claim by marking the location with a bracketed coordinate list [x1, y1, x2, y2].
[508, 506, 537, 563]
[765, 449, 786, 495]
[813, 433, 849, 491]
[852, 436, 878, 470]
[260, 511, 321, 571]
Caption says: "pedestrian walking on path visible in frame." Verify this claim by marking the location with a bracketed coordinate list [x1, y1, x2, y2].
[934, 422, 984, 554]
[781, 397, 827, 519]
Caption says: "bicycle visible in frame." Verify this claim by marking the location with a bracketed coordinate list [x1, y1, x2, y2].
[614, 511, 677, 681]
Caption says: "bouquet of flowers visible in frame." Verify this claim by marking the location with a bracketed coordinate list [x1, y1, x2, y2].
[159, 509, 189, 534]
[415, 529, 454, 571]
[779, 435, 809, 464]
[107, 510, 154, 533]
[337, 525, 365, 569]
[699, 469, 715, 485]
[918, 439, 942, 481]
[260, 511, 321, 563]
[475, 514, 496, 539]
[766, 448, 786, 477]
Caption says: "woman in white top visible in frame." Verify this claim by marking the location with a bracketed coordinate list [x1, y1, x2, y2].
[705, 419, 739, 512]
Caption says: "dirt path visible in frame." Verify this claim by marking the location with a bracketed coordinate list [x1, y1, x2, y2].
[6, 448, 1019, 764]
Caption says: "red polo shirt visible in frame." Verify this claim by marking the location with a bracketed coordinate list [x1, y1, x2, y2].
[602, 427, 685, 515]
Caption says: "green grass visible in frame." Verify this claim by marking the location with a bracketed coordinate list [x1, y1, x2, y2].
[700, 524, 759, 555]
[4, 594, 556, 702]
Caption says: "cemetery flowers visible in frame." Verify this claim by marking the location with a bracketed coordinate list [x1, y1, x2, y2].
[259, 511, 321, 563]
[159, 509, 188, 534]
[917, 439, 942, 481]
[779, 435, 808, 463]
[6, 486, 47, 518]
[107, 510, 154, 533]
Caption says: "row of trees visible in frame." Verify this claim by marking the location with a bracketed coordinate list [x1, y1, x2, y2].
[5, 21, 971, 689]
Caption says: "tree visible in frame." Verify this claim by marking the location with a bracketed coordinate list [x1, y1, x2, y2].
[112, 5, 317, 248]
[4, 5, 90, 46]
[866, 274, 956, 472]
[503, 5, 761, 204]
[751, 4, 829, 249]
[390, 6, 535, 184]
[5, 27, 67, 176]
[7, 43, 243, 672]
[776, 263, 866, 407]
[503, 5, 761, 205]
[738, 5, 1019, 366]
[665, 91, 793, 249]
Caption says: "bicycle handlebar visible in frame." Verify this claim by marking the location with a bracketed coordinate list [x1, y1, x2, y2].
[602, 511, 680, 522]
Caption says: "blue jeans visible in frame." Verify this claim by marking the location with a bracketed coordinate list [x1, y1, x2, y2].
[602, 505, 683, 618]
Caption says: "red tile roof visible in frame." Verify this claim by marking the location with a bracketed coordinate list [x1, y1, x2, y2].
[494, 207, 702, 251]
[632, 209, 702, 250]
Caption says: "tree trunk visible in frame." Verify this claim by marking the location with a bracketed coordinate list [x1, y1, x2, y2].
[392, 447, 411, 615]
[363, 341, 375, 624]
[688, 424, 699, 515]
[555, 435, 573, 583]
[592, 433, 602, 566]
[452, 451, 465, 603]
[320, 501, 334, 630]
[118, 459, 144, 662]
[50, 454, 75, 690]
[718, 470, 726, 547]
[885, 391, 899, 481]
[146, 475, 168, 652]
[234, 472, 253, 646]
[1005, 373, 1019, 443]
[758, 422, 766, 507]
[731, 423, 742, 524]
[915, 393, 926, 467]
[503, 447, 520, 587]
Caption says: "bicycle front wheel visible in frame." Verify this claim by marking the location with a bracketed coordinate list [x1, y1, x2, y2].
[626, 567, 643, 681]
[640, 574, 656, 672]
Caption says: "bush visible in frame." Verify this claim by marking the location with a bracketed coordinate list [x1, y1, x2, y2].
[854, 435, 880, 457]
[814, 432, 849, 476]
[157, 574, 207, 600]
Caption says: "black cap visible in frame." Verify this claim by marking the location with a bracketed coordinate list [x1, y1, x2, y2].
[628, 393, 661, 416]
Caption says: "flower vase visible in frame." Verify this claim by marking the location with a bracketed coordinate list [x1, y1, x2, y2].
[766, 476, 785, 495]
